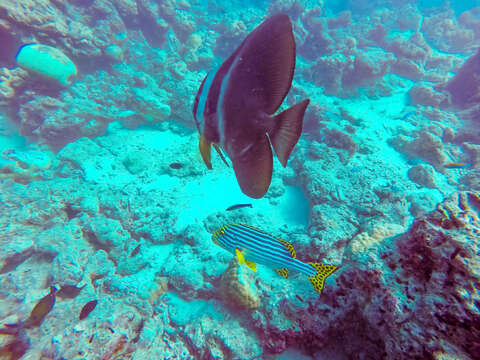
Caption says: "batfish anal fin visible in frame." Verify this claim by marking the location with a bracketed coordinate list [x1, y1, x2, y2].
[228, 14, 296, 114]
[199, 135, 212, 169]
[269, 99, 310, 167]
[235, 248, 245, 265]
[232, 134, 273, 199]
[213, 143, 230, 167]
[244, 260, 257, 272]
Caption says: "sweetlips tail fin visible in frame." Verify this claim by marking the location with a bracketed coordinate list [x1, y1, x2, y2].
[269, 99, 309, 167]
[307, 262, 338, 294]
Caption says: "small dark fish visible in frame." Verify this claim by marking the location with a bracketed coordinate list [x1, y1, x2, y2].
[79, 300, 98, 320]
[193, 14, 310, 199]
[399, 111, 415, 121]
[132, 319, 145, 344]
[0, 327, 29, 360]
[444, 162, 471, 169]
[56, 284, 85, 299]
[107, 327, 115, 334]
[295, 294, 304, 302]
[169, 162, 182, 169]
[0, 248, 34, 274]
[226, 203, 253, 211]
[24, 286, 57, 328]
[130, 244, 141, 257]
[88, 334, 94, 344]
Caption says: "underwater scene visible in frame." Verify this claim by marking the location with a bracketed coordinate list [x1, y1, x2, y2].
[0, 0, 479, 359]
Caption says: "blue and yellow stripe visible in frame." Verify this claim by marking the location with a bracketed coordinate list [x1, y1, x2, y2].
[212, 224, 338, 293]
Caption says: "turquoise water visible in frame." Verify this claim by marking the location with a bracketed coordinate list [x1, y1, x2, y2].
[1, 1, 479, 359]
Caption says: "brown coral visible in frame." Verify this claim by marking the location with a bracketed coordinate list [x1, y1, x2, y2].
[389, 130, 448, 171]
[219, 259, 260, 309]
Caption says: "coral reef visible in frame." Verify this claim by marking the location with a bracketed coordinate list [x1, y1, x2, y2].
[445, 48, 480, 108]
[251, 192, 480, 359]
[1, 1, 479, 358]
[16, 44, 77, 86]
[407, 164, 437, 189]
[389, 131, 448, 171]
[408, 83, 447, 107]
[0, 67, 28, 101]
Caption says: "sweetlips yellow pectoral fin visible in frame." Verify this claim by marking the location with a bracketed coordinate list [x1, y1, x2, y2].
[199, 135, 212, 169]
[244, 260, 257, 272]
[235, 248, 245, 265]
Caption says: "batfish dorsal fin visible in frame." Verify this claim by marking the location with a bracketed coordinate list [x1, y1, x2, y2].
[232, 135, 273, 199]
[269, 99, 309, 167]
[228, 14, 296, 114]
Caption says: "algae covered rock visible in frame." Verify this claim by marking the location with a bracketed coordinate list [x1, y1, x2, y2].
[219, 258, 260, 309]
[408, 164, 437, 189]
[16, 44, 77, 86]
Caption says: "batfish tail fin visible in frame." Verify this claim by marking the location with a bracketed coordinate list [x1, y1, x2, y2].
[307, 262, 338, 294]
[268, 99, 309, 167]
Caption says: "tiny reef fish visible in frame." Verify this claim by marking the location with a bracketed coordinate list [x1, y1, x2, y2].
[24, 286, 57, 328]
[0, 286, 57, 358]
[443, 162, 471, 169]
[56, 284, 85, 299]
[193, 14, 310, 199]
[212, 224, 338, 293]
[169, 162, 182, 169]
[130, 244, 141, 257]
[226, 203, 253, 211]
[79, 300, 98, 320]
[399, 111, 415, 121]
[0, 327, 29, 360]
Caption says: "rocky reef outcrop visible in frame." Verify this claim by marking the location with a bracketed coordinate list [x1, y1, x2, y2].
[253, 191, 480, 359]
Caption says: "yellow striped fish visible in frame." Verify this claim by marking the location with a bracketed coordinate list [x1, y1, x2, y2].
[212, 224, 338, 294]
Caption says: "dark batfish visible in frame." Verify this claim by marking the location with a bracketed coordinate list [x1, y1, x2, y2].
[79, 300, 98, 320]
[226, 203, 253, 211]
[24, 286, 57, 328]
[193, 14, 310, 199]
